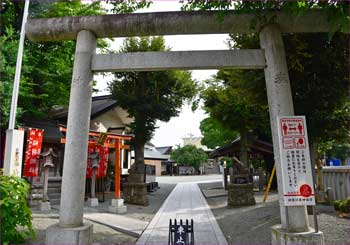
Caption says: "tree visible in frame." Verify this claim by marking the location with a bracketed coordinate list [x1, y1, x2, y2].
[171, 145, 208, 170]
[283, 32, 350, 169]
[181, 0, 349, 34]
[191, 2, 349, 180]
[107, 0, 151, 14]
[0, 0, 106, 130]
[200, 117, 239, 149]
[109, 37, 197, 176]
[201, 56, 270, 167]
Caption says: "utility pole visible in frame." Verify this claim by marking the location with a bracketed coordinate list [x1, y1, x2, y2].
[4, 0, 30, 176]
[8, 0, 30, 129]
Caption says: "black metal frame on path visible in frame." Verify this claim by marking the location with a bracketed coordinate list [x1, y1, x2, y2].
[168, 219, 194, 245]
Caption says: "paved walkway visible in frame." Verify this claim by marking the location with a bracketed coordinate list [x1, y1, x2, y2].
[137, 182, 228, 245]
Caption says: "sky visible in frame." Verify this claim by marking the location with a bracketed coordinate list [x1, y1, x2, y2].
[94, 1, 230, 147]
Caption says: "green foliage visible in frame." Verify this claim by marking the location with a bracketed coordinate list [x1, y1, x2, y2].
[181, 1, 349, 33]
[200, 117, 238, 149]
[201, 42, 270, 143]
[325, 143, 350, 162]
[0, 175, 34, 244]
[334, 199, 341, 211]
[0, 26, 27, 127]
[201, 30, 349, 165]
[171, 145, 208, 170]
[334, 198, 350, 213]
[108, 0, 152, 14]
[219, 156, 233, 168]
[284, 32, 350, 145]
[339, 198, 350, 213]
[109, 37, 197, 167]
[0, 0, 106, 129]
[202, 69, 269, 132]
[110, 37, 196, 143]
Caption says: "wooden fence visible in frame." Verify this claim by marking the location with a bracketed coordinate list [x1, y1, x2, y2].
[321, 166, 350, 201]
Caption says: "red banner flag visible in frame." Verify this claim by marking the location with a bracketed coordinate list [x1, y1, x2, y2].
[86, 141, 110, 178]
[23, 128, 44, 177]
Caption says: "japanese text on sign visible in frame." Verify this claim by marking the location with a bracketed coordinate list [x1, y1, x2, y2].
[169, 219, 194, 245]
[277, 116, 315, 206]
[24, 128, 44, 177]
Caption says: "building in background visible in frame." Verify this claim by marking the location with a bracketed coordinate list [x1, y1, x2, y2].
[130, 142, 169, 176]
[182, 134, 210, 152]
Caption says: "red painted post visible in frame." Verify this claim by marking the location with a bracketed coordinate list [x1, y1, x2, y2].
[115, 139, 121, 199]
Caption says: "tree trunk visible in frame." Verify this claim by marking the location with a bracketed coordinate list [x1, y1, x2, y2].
[240, 127, 249, 169]
[134, 133, 145, 176]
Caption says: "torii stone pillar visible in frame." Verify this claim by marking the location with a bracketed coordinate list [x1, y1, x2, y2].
[46, 30, 96, 244]
[260, 24, 324, 244]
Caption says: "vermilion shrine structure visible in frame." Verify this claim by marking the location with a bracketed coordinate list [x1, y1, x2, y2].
[59, 126, 132, 203]
[25, 10, 347, 244]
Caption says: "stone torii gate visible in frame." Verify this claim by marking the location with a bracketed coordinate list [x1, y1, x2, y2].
[25, 10, 344, 245]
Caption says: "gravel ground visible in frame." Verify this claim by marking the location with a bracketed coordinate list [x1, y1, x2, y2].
[29, 212, 137, 244]
[124, 183, 175, 222]
[312, 205, 350, 244]
[200, 183, 350, 244]
[27, 182, 175, 244]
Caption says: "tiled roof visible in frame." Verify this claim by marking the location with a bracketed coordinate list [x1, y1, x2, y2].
[52, 95, 117, 121]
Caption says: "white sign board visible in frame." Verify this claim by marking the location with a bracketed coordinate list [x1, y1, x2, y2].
[4, 129, 25, 176]
[277, 116, 315, 206]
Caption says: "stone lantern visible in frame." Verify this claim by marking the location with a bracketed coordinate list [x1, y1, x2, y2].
[39, 147, 57, 211]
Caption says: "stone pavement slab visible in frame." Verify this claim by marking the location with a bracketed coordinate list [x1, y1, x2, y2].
[84, 212, 149, 238]
[201, 188, 228, 198]
[137, 182, 228, 245]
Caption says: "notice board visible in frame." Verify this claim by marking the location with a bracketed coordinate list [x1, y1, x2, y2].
[277, 116, 315, 206]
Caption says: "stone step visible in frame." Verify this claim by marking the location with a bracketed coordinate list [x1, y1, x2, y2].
[47, 181, 62, 188]
[48, 193, 61, 199]
[48, 176, 62, 181]
[31, 181, 62, 189]
[47, 187, 61, 194]
[31, 188, 44, 194]
[50, 199, 60, 205]
[30, 193, 43, 200]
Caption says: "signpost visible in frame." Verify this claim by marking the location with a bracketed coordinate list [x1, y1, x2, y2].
[277, 116, 315, 206]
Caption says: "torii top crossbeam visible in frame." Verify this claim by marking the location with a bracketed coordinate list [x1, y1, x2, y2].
[26, 10, 344, 41]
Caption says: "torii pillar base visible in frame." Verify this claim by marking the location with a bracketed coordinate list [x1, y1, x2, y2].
[271, 225, 324, 245]
[46, 222, 93, 244]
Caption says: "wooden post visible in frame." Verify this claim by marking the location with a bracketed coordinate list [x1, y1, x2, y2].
[263, 164, 276, 202]
[115, 139, 121, 199]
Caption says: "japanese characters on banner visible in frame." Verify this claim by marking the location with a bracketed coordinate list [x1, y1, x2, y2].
[86, 142, 109, 178]
[24, 128, 44, 177]
[277, 116, 315, 206]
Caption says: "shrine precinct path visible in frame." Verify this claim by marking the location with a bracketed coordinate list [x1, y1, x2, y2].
[136, 181, 228, 245]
